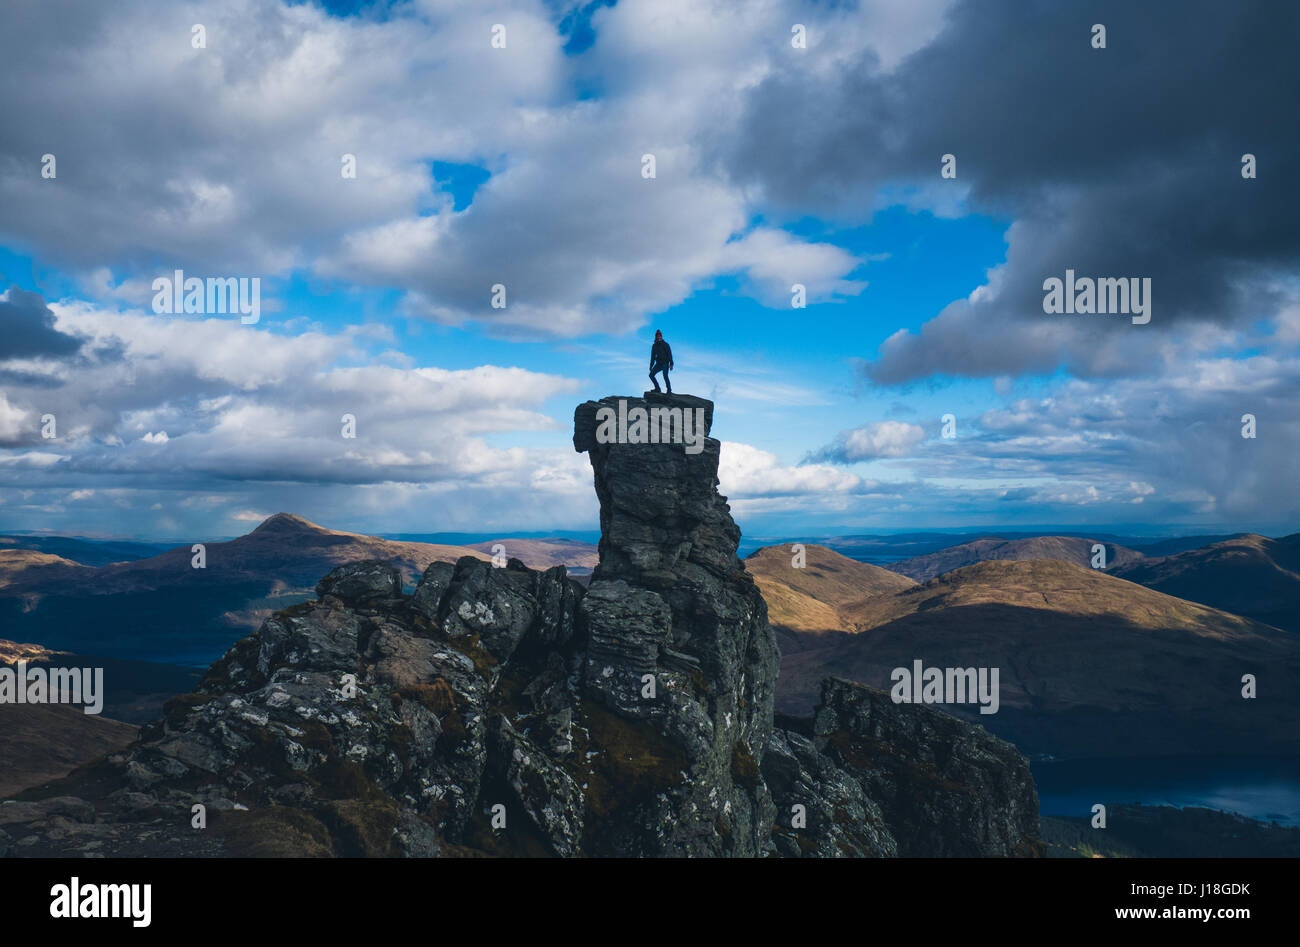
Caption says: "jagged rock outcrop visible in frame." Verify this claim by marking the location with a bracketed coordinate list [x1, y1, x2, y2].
[572, 392, 779, 855]
[1, 393, 1040, 858]
[806, 678, 1038, 856]
[763, 722, 898, 857]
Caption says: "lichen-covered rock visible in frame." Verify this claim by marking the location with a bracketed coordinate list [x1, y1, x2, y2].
[257, 602, 360, 676]
[810, 678, 1041, 857]
[316, 560, 403, 607]
[363, 619, 490, 838]
[412, 560, 455, 622]
[530, 565, 581, 650]
[763, 726, 897, 857]
[487, 716, 584, 856]
[581, 579, 672, 687]
[439, 556, 539, 662]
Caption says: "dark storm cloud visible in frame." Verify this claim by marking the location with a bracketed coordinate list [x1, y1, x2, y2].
[0, 287, 82, 359]
[724, 0, 1300, 382]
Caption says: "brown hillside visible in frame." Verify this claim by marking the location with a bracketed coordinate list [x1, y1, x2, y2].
[0, 550, 87, 589]
[0, 705, 137, 798]
[777, 559, 1300, 758]
[745, 544, 915, 636]
[887, 535, 1144, 582]
[1112, 533, 1300, 633]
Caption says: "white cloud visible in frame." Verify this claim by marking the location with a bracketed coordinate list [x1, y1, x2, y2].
[0, 393, 31, 442]
[719, 441, 862, 498]
[0, 300, 587, 536]
[0, 0, 939, 338]
[811, 420, 926, 462]
[231, 509, 272, 522]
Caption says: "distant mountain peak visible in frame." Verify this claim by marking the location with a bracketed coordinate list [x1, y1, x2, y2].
[251, 512, 328, 534]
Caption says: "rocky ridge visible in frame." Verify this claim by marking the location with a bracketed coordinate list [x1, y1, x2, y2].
[0, 393, 1039, 858]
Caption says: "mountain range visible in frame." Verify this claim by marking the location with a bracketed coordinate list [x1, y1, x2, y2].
[877, 531, 1300, 634]
[884, 535, 1145, 581]
[1110, 533, 1300, 633]
[0, 513, 597, 664]
[4, 513, 1297, 791]
[749, 544, 1300, 758]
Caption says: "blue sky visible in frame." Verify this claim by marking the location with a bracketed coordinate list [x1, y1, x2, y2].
[1, 0, 1297, 540]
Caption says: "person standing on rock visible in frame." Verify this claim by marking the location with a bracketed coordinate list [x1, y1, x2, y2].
[649, 329, 673, 393]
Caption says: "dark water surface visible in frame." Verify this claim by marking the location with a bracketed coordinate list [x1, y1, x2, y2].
[1032, 756, 1300, 826]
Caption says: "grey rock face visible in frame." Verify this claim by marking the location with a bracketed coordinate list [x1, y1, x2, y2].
[411, 560, 455, 621]
[763, 727, 897, 858]
[438, 556, 540, 661]
[2, 394, 1039, 859]
[488, 717, 584, 856]
[810, 678, 1041, 857]
[316, 559, 403, 606]
[257, 601, 360, 676]
[572, 392, 780, 856]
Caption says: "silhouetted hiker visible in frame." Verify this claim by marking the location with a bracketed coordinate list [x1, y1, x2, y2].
[649, 329, 673, 393]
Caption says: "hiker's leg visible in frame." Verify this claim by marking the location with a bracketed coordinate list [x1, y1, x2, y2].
[649, 367, 662, 391]
[663, 367, 671, 393]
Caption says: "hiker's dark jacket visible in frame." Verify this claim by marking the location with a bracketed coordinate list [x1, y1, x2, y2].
[650, 339, 672, 368]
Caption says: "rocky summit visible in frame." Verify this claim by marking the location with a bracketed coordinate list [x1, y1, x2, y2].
[0, 393, 1039, 858]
